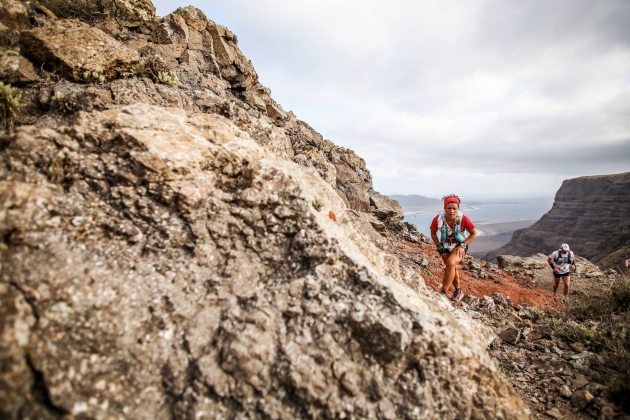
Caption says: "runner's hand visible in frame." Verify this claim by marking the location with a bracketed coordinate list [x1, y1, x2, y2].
[456, 247, 465, 258]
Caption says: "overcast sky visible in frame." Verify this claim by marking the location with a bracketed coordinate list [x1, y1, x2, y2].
[153, 0, 630, 200]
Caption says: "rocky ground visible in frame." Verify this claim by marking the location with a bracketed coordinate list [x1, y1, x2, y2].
[392, 236, 628, 419]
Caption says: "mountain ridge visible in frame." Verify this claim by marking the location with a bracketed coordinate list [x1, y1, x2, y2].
[483, 171, 630, 270]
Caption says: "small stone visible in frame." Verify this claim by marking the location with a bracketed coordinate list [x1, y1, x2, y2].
[570, 351, 593, 360]
[559, 385, 572, 398]
[569, 342, 585, 352]
[600, 406, 615, 419]
[498, 328, 520, 345]
[572, 373, 589, 389]
[570, 390, 594, 410]
[421, 258, 429, 267]
[544, 407, 564, 419]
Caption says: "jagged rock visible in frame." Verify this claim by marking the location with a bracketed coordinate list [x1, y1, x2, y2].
[570, 390, 594, 410]
[370, 219, 387, 236]
[559, 385, 572, 398]
[151, 13, 189, 58]
[335, 161, 370, 212]
[0, 0, 30, 30]
[0, 21, 20, 49]
[369, 190, 404, 221]
[499, 328, 521, 345]
[266, 102, 287, 120]
[585, 271, 604, 278]
[372, 208, 398, 219]
[0, 55, 39, 83]
[545, 407, 564, 419]
[0, 103, 529, 419]
[102, 0, 156, 27]
[20, 20, 140, 81]
[572, 373, 589, 389]
[173, 6, 209, 31]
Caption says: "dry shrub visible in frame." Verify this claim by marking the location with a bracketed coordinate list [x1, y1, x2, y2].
[40, 0, 108, 23]
[126, 55, 179, 86]
[0, 82, 22, 129]
[553, 276, 630, 411]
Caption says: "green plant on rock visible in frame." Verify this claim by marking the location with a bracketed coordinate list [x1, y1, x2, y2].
[158, 70, 179, 86]
[4, 50, 20, 56]
[51, 91, 77, 114]
[82, 66, 106, 83]
[127, 55, 178, 86]
[312, 197, 324, 212]
[0, 82, 22, 128]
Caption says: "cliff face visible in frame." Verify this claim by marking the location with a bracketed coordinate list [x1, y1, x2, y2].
[0, 1, 530, 419]
[484, 172, 630, 268]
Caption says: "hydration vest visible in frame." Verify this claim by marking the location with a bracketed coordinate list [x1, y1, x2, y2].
[437, 211, 466, 245]
[554, 250, 574, 265]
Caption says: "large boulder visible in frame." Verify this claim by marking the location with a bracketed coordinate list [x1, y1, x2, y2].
[20, 20, 139, 81]
[0, 103, 529, 419]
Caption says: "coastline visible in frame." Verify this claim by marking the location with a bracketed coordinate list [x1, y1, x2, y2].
[469, 219, 536, 256]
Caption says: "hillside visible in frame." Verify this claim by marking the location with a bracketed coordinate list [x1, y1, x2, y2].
[0, 1, 529, 419]
[484, 172, 630, 270]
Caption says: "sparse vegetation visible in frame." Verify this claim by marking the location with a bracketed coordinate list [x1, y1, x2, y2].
[82, 66, 106, 83]
[158, 70, 179, 86]
[0, 82, 22, 128]
[4, 50, 20, 56]
[126, 55, 179, 86]
[51, 91, 77, 113]
[312, 197, 324, 211]
[40, 0, 107, 23]
[550, 276, 630, 410]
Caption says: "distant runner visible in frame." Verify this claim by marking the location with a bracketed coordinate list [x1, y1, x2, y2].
[430, 195, 478, 301]
[547, 243, 576, 299]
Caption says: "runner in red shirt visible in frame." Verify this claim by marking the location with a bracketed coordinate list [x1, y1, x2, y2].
[430, 194, 477, 301]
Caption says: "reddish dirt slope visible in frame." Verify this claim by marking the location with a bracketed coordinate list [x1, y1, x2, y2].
[395, 240, 557, 308]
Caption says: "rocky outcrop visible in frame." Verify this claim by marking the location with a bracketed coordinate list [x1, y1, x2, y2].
[0, 2, 533, 418]
[0, 103, 528, 419]
[484, 172, 630, 269]
[20, 20, 140, 81]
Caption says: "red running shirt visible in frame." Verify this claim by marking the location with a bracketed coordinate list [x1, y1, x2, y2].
[430, 214, 475, 248]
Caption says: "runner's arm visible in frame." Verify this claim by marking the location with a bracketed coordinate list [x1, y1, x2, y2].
[464, 228, 477, 245]
[431, 232, 440, 247]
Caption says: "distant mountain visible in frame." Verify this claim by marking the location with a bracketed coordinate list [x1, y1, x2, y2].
[389, 195, 441, 209]
[483, 172, 630, 270]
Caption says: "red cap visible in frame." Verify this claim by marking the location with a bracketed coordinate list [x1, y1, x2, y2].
[444, 196, 460, 206]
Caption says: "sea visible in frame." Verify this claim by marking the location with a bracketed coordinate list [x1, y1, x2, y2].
[404, 198, 555, 237]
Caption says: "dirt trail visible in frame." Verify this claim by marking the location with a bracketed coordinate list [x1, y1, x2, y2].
[395, 240, 557, 308]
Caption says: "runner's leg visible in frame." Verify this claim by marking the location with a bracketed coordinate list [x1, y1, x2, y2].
[553, 275, 560, 295]
[443, 251, 464, 294]
[562, 275, 571, 296]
